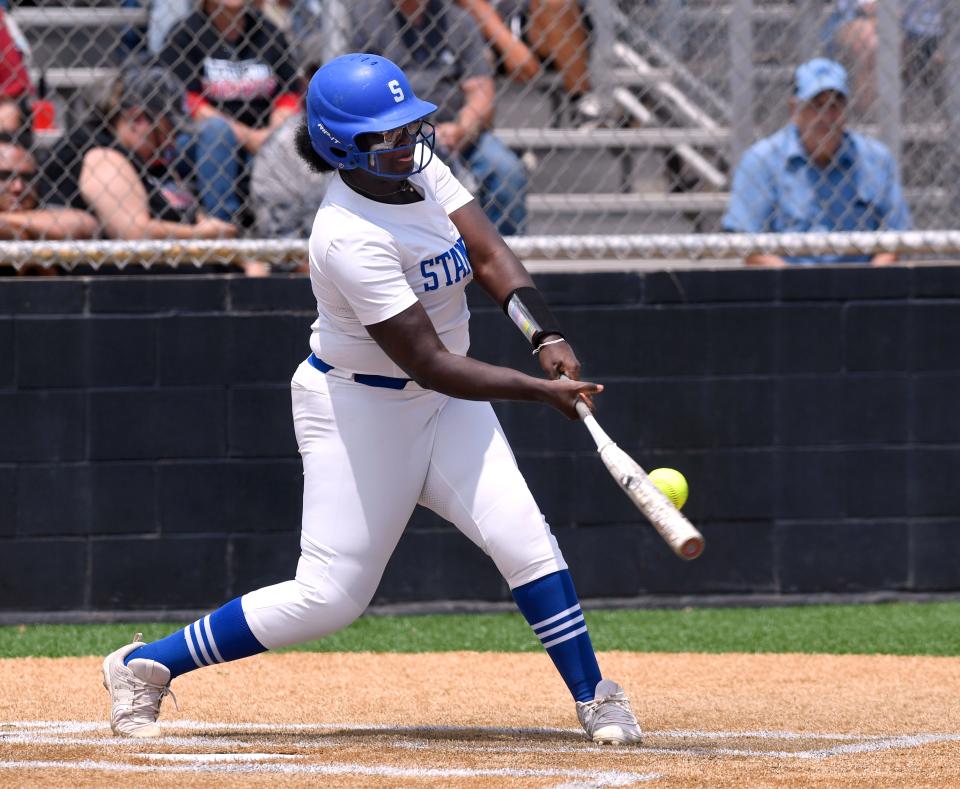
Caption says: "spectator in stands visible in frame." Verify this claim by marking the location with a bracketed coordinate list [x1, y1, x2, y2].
[826, 0, 942, 115]
[160, 0, 301, 224]
[253, 0, 324, 67]
[1, 6, 59, 136]
[458, 0, 614, 127]
[722, 58, 910, 266]
[0, 137, 98, 240]
[350, 0, 527, 235]
[250, 33, 330, 256]
[144, 0, 322, 61]
[39, 65, 236, 243]
[0, 95, 32, 147]
[0, 9, 41, 137]
[117, 0, 150, 62]
[251, 113, 331, 242]
[0, 96, 19, 133]
[0, 9, 32, 101]
[149, 0, 191, 57]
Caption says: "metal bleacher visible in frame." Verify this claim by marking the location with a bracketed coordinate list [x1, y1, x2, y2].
[492, 2, 810, 234]
[13, 1, 951, 236]
[494, 0, 951, 234]
[11, 3, 142, 136]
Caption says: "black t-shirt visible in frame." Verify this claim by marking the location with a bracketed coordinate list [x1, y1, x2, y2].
[37, 124, 111, 210]
[162, 10, 299, 129]
[37, 124, 197, 224]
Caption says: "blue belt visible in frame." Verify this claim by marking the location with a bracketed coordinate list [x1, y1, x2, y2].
[308, 354, 410, 390]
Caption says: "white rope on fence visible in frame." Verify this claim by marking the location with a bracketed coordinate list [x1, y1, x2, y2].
[508, 231, 960, 260]
[2, 231, 960, 271]
[0, 239, 307, 269]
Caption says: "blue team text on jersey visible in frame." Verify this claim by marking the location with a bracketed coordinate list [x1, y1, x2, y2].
[420, 236, 472, 292]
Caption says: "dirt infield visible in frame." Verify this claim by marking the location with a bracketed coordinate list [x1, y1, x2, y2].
[2, 651, 959, 788]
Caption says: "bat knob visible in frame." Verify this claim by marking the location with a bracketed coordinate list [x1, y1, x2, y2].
[679, 537, 705, 560]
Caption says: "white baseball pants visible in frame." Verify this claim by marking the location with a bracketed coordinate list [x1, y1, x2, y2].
[241, 359, 567, 649]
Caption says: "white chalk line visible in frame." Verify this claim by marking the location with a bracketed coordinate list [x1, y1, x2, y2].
[0, 732, 641, 758]
[1, 719, 581, 736]
[380, 734, 960, 760]
[9, 720, 955, 742]
[0, 731, 644, 759]
[0, 759, 660, 785]
[140, 753, 299, 762]
[0, 735, 252, 748]
[0, 720, 660, 786]
[3, 719, 959, 768]
[657, 728, 893, 741]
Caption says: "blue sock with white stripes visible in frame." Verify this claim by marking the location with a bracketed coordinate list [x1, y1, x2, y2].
[511, 570, 602, 703]
[124, 597, 266, 679]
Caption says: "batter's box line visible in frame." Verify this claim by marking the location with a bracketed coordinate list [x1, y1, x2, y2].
[711, 733, 960, 760]
[658, 729, 898, 741]
[4, 720, 960, 761]
[0, 734, 253, 748]
[382, 733, 960, 760]
[0, 758, 661, 787]
[652, 730, 960, 759]
[4, 720, 937, 739]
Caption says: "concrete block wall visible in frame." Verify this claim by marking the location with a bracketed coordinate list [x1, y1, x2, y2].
[1, 267, 959, 612]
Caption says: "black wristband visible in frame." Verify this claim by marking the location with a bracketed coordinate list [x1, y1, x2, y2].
[502, 286, 564, 347]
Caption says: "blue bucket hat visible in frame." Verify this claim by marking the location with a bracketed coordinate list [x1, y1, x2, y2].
[794, 58, 849, 101]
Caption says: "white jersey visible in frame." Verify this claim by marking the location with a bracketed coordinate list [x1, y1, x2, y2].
[307, 151, 475, 378]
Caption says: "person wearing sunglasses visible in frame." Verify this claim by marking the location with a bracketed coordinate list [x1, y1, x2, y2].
[102, 53, 644, 748]
[0, 136, 98, 246]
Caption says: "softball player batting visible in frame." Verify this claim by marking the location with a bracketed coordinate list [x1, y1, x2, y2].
[103, 52, 642, 746]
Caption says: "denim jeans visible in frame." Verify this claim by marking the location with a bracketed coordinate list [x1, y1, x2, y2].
[462, 132, 528, 236]
[177, 116, 249, 222]
[118, 0, 149, 62]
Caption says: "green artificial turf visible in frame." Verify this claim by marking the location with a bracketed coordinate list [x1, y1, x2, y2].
[2, 602, 959, 658]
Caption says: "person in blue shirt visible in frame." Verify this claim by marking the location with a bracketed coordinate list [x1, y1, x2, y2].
[722, 58, 911, 266]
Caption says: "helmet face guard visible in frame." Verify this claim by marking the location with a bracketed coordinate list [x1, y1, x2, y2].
[362, 120, 436, 179]
[306, 53, 438, 179]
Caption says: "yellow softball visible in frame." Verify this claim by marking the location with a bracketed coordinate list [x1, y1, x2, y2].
[648, 468, 689, 510]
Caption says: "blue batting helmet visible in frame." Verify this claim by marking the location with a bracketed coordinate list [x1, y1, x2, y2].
[306, 53, 438, 178]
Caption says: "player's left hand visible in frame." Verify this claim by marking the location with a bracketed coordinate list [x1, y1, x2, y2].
[539, 337, 601, 412]
[537, 335, 581, 381]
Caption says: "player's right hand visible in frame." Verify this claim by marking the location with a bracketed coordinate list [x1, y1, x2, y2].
[542, 377, 603, 420]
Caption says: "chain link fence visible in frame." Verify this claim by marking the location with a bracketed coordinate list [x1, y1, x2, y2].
[0, 0, 957, 271]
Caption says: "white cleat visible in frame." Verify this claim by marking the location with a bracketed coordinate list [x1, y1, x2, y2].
[576, 678, 643, 745]
[102, 633, 176, 738]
